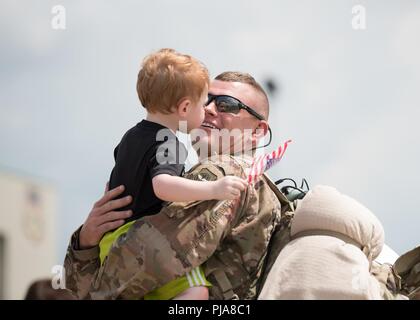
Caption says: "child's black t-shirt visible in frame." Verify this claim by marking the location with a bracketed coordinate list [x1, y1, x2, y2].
[108, 120, 188, 222]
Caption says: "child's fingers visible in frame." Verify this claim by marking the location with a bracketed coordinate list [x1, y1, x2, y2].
[230, 179, 248, 191]
[227, 176, 248, 188]
[241, 178, 248, 188]
[228, 186, 241, 197]
[232, 181, 245, 191]
[242, 179, 249, 188]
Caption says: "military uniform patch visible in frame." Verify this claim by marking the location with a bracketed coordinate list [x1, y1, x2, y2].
[185, 167, 219, 182]
[197, 168, 218, 181]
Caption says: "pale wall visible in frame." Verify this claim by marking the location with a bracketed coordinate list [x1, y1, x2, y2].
[0, 171, 56, 299]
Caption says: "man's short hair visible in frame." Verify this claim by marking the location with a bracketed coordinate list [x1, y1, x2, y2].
[215, 71, 269, 118]
[137, 48, 209, 114]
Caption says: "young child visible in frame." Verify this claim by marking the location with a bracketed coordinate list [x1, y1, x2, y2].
[100, 48, 247, 300]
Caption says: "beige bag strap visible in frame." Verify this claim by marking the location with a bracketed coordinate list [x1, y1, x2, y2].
[291, 229, 373, 265]
[264, 175, 296, 212]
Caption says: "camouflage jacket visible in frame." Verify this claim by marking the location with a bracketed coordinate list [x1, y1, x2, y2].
[64, 154, 289, 300]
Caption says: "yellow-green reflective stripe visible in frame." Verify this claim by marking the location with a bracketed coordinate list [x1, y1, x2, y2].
[195, 267, 207, 286]
[98, 222, 212, 300]
[186, 271, 194, 287]
[144, 266, 212, 300]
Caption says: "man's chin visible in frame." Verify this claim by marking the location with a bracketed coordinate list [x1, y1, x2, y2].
[195, 126, 250, 158]
[199, 125, 216, 134]
[191, 130, 210, 158]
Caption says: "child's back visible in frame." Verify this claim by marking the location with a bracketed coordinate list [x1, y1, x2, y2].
[109, 120, 187, 222]
[107, 48, 208, 222]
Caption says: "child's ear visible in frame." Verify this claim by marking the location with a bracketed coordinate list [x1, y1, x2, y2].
[177, 98, 191, 118]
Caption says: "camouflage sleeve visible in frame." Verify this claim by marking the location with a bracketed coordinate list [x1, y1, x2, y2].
[63, 226, 100, 299]
[89, 158, 248, 299]
[394, 245, 420, 299]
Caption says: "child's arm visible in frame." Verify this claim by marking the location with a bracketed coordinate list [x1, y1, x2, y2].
[152, 174, 247, 202]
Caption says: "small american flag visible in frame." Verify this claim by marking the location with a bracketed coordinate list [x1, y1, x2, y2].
[247, 140, 292, 184]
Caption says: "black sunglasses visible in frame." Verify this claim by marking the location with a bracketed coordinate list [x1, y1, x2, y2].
[204, 94, 265, 120]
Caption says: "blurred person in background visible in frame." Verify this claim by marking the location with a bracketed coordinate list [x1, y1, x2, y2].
[24, 279, 75, 300]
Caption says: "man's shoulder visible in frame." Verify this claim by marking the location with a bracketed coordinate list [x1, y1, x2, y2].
[186, 154, 250, 180]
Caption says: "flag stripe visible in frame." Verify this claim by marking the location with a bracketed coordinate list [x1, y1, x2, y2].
[247, 140, 292, 184]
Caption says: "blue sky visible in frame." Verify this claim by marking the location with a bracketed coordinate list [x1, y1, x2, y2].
[1, 0, 419, 263]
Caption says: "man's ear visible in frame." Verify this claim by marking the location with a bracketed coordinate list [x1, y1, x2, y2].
[176, 98, 191, 118]
[252, 120, 269, 145]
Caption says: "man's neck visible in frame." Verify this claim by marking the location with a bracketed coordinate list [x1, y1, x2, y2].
[146, 112, 178, 133]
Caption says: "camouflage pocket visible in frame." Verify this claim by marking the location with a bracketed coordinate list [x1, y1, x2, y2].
[163, 200, 215, 219]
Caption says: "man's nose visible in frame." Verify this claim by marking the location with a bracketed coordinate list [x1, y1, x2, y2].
[204, 101, 218, 117]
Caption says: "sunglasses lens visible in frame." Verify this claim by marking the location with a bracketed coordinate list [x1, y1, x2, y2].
[205, 94, 264, 120]
[216, 97, 240, 114]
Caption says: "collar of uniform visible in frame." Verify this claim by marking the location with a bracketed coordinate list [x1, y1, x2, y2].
[201, 154, 250, 178]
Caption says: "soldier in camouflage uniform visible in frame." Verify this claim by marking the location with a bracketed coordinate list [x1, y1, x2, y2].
[63, 72, 419, 300]
[64, 71, 290, 299]
[65, 153, 294, 299]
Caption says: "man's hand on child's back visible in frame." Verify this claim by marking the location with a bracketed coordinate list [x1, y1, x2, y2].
[79, 183, 133, 249]
[212, 176, 248, 200]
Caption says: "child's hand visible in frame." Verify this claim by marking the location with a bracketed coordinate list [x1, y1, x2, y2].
[212, 176, 248, 200]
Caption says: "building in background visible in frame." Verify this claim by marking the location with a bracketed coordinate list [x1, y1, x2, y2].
[0, 169, 56, 299]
